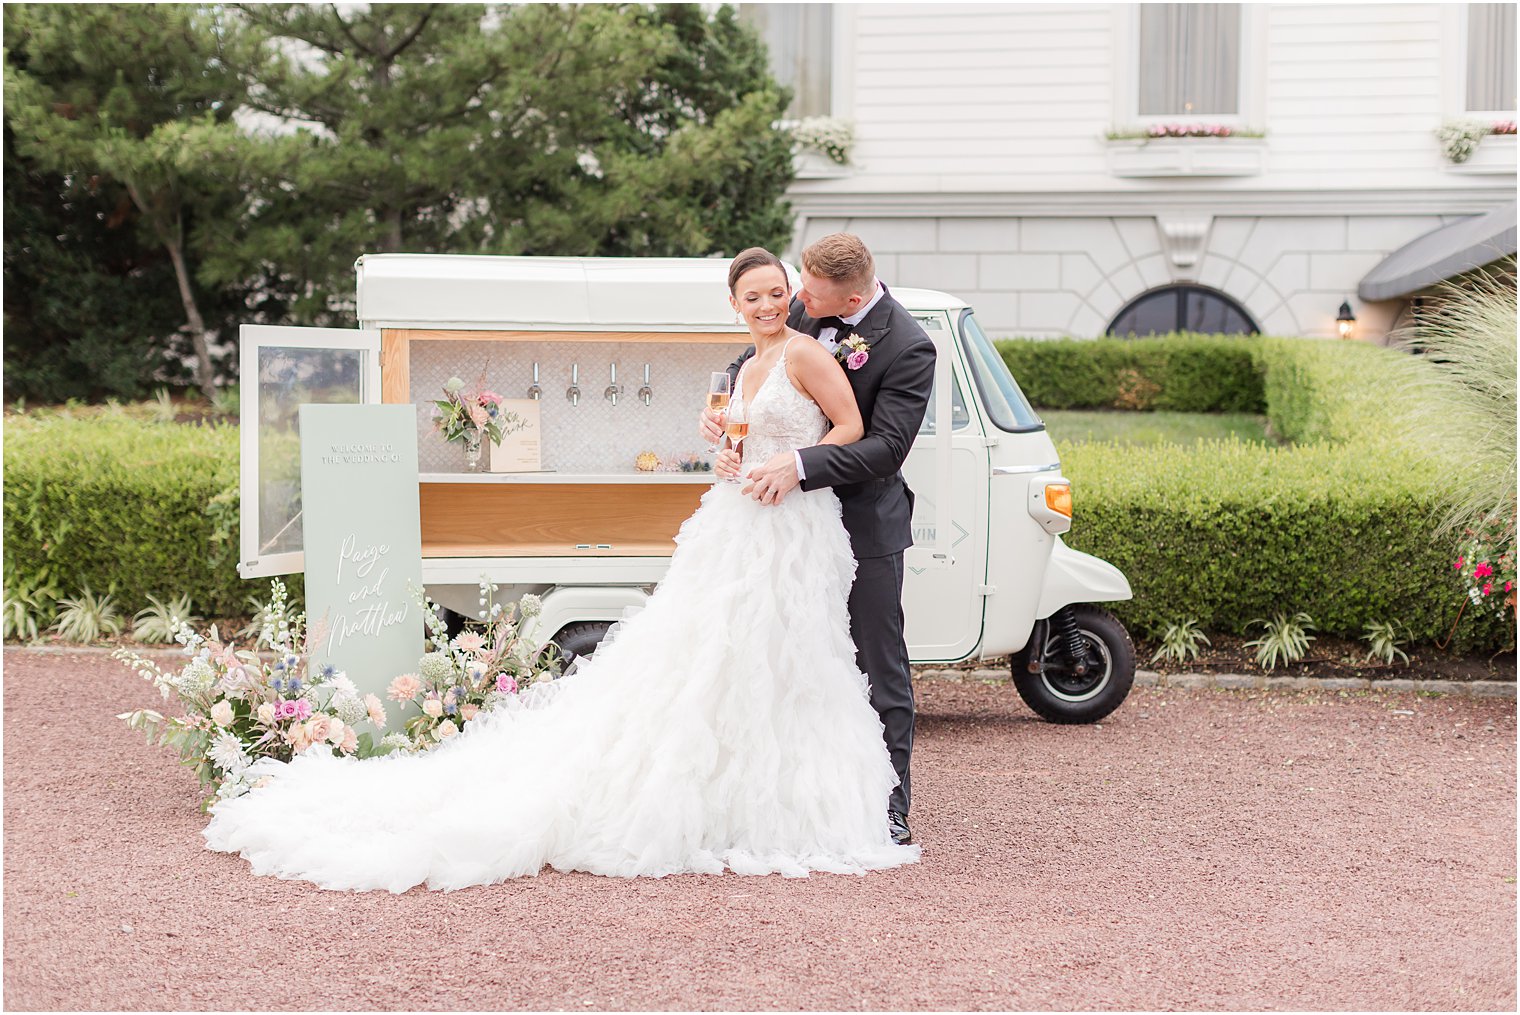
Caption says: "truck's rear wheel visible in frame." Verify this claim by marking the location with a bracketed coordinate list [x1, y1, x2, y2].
[1011, 605, 1135, 724]
[549, 621, 614, 671]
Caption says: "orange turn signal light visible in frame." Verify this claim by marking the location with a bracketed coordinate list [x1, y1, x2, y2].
[1045, 483, 1072, 518]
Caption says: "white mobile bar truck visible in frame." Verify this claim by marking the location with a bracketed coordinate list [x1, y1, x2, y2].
[240, 255, 1135, 723]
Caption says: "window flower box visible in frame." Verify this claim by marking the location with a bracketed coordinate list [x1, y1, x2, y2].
[1105, 131, 1267, 178]
[1442, 124, 1517, 176]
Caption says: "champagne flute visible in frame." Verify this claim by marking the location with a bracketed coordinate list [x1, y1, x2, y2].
[706, 372, 731, 453]
[722, 400, 749, 483]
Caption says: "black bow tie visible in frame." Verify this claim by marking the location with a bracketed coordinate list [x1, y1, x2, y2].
[816, 315, 849, 335]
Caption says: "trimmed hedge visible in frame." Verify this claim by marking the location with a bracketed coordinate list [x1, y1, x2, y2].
[4, 414, 249, 618]
[2, 336, 1512, 652]
[996, 333, 1265, 412]
[1043, 337, 1511, 652]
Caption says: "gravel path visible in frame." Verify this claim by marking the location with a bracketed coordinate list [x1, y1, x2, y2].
[4, 648, 1515, 1011]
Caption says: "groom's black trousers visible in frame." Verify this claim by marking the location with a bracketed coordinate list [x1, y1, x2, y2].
[849, 551, 915, 816]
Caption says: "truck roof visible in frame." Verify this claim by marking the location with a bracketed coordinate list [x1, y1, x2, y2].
[354, 253, 966, 329]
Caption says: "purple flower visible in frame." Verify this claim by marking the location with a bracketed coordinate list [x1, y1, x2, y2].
[846, 350, 869, 370]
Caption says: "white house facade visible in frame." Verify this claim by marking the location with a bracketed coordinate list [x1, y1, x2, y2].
[742, 2, 1518, 340]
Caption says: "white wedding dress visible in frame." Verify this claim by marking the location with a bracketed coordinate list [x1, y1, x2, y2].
[203, 337, 920, 891]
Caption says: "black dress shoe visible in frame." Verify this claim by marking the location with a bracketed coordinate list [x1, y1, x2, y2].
[888, 811, 913, 845]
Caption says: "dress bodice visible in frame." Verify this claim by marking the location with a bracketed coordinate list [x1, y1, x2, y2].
[730, 336, 829, 465]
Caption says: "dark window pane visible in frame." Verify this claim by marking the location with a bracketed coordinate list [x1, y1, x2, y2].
[1108, 285, 1258, 336]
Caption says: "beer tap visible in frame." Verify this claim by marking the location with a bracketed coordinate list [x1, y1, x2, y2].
[567, 363, 580, 406]
[605, 362, 624, 406]
[637, 363, 653, 406]
[527, 362, 542, 401]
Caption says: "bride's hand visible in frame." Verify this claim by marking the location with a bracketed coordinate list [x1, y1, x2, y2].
[743, 452, 800, 506]
[699, 407, 725, 444]
[714, 448, 743, 480]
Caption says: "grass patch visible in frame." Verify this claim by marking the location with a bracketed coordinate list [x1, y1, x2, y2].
[1039, 408, 1273, 447]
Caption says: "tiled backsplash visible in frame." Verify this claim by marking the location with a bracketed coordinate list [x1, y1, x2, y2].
[411, 340, 751, 474]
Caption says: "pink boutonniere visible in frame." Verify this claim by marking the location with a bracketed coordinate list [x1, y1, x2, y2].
[836, 333, 871, 370]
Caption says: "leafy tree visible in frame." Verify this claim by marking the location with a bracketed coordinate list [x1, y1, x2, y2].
[2, 121, 188, 402]
[5, 3, 259, 397]
[214, 3, 795, 321]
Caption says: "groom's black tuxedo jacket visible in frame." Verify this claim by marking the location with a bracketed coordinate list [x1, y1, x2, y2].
[726, 285, 936, 559]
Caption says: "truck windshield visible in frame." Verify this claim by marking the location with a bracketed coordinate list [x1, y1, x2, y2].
[958, 311, 1042, 432]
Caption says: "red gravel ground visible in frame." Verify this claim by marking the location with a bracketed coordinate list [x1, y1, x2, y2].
[4, 647, 1515, 1011]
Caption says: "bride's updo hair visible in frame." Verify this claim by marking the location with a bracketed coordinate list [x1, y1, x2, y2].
[727, 247, 786, 293]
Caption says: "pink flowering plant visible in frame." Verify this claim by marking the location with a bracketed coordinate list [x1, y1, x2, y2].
[432, 373, 527, 447]
[1452, 510, 1517, 616]
[391, 579, 557, 747]
[1106, 123, 1265, 141]
[116, 578, 559, 810]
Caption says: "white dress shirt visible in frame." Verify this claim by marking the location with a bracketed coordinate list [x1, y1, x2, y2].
[795, 281, 885, 480]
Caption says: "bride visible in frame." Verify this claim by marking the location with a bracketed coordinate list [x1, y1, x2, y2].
[203, 247, 921, 891]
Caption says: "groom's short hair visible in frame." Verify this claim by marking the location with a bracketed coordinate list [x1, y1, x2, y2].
[802, 233, 875, 295]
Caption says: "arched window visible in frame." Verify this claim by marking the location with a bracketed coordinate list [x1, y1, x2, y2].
[1107, 285, 1259, 337]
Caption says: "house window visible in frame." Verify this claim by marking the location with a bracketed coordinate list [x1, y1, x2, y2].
[1138, 4, 1242, 116]
[1466, 3, 1517, 112]
[738, 4, 832, 119]
[1107, 285, 1258, 337]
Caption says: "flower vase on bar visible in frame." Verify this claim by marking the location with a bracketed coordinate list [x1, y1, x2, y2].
[431, 374, 527, 472]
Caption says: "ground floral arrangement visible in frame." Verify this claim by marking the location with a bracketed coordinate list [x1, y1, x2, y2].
[116, 578, 559, 810]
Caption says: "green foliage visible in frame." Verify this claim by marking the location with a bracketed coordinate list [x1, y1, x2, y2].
[1244, 612, 1316, 671]
[1042, 408, 1270, 447]
[1389, 265, 1517, 540]
[52, 585, 124, 643]
[3, 414, 248, 618]
[1361, 621, 1411, 665]
[132, 593, 202, 645]
[1057, 337, 1513, 652]
[3, 574, 58, 642]
[211, 3, 796, 322]
[1149, 618, 1211, 665]
[997, 333, 1265, 412]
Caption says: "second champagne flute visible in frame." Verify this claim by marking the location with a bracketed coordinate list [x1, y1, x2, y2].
[722, 400, 749, 483]
[706, 372, 731, 453]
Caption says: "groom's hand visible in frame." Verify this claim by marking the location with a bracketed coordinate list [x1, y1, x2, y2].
[699, 407, 724, 445]
[743, 452, 800, 506]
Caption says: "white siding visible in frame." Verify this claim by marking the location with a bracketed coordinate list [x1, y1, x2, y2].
[799, 2, 1513, 196]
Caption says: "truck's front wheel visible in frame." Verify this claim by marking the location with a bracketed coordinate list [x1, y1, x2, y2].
[549, 621, 614, 671]
[1011, 604, 1135, 724]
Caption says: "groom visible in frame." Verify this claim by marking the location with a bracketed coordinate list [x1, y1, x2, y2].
[702, 233, 935, 845]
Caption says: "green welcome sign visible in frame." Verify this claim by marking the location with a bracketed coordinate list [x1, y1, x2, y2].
[299, 404, 423, 728]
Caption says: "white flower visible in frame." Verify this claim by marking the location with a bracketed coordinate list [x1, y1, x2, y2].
[175, 657, 217, 696]
[418, 651, 454, 682]
[209, 700, 235, 726]
[423, 698, 444, 718]
[326, 718, 347, 744]
[517, 594, 542, 618]
[331, 692, 367, 726]
[380, 732, 412, 752]
[435, 720, 459, 740]
[209, 733, 250, 774]
[256, 702, 276, 725]
[327, 672, 358, 696]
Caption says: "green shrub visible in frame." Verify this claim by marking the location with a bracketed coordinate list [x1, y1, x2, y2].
[997, 333, 1265, 412]
[1056, 335, 1511, 651]
[3, 414, 249, 618]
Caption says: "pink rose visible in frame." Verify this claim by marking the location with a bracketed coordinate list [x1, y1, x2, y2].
[387, 673, 422, 703]
[846, 350, 868, 370]
[287, 724, 312, 753]
[274, 699, 297, 720]
[479, 391, 503, 405]
[326, 718, 347, 744]
[435, 720, 459, 740]
[292, 699, 312, 722]
[496, 674, 518, 695]
[257, 702, 277, 725]
[305, 715, 331, 744]
[340, 727, 359, 754]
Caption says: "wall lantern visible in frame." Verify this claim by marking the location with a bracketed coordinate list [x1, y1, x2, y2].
[1336, 300, 1356, 339]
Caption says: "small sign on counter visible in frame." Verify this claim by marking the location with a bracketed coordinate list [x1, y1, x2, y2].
[490, 398, 543, 473]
